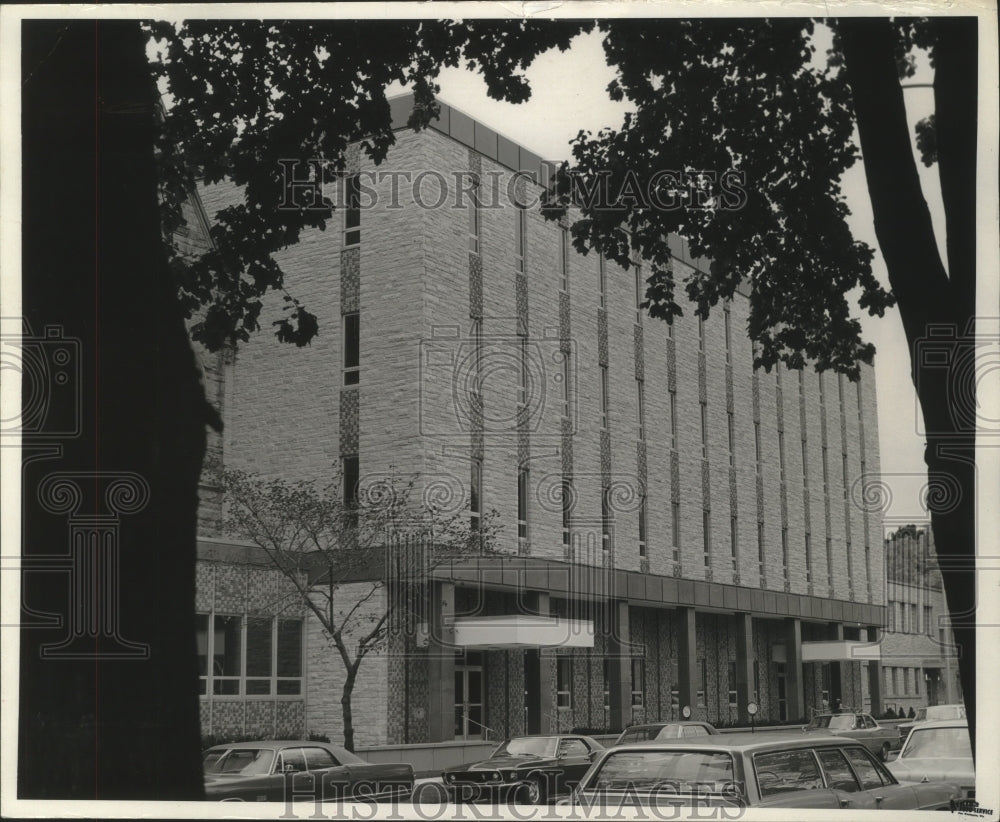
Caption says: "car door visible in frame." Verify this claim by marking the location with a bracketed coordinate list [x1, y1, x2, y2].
[556, 738, 595, 792]
[301, 746, 353, 800]
[814, 747, 874, 810]
[753, 748, 840, 808]
[842, 745, 918, 810]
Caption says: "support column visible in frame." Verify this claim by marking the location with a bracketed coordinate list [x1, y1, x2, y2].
[524, 592, 553, 734]
[676, 607, 698, 717]
[735, 612, 754, 718]
[829, 622, 844, 708]
[607, 600, 631, 732]
[866, 625, 883, 716]
[427, 581, 456, 742]
[785, 618, 805, 722]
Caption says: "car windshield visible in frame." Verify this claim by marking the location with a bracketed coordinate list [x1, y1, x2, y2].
[927, 706, 964, 720]
[914, 708, 927, 721]
[902, 727, 972, 760]
[808, 715, 854, 730]
[203, 748, 275, 776]
[620, 727, 661, 743]
[583, 750, 736, 794]
[494, 737, 557, 758]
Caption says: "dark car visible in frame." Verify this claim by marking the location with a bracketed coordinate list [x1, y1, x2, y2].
[442, 734, 604, 804]
[203, 740, 413, 802]
[802, 712, 900, 760]
[615, 722, 719, 745]
[567, 733, 962, 811]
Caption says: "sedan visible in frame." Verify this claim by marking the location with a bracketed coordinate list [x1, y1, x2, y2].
[566, 733, 961, 811]
[887, 720, 975, 799]
[896, 703, 966, 742]
[203, 740, 413, 802]
[442, 734, 604, 804]
[802, 712, 900, 760]
[615, 721, 719, 745]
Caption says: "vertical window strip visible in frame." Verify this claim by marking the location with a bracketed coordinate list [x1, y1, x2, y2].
[635, 262, 643, 323]
[517, 468, 529, 551]
[669, 390, 678, 450]
[638, 494, 647, 558]
[562, 479, 572, 547]
[560, 223, 570, 293]
[637, 379, 645, 441]
[703, 509, 711, 567]
[343, 312, 360, 385]
[469, 177, 480, 254]
[343, 173, 360, 246]
[601, 486, 612, 555]
[600, 365, 610, 430]
[598, 252, 607, 309]
[515, 204, 527, 273]
[671, 501, 681, 562]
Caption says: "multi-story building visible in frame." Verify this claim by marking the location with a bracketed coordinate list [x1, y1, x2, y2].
[881, 525, 962, 716]
[185, 94, 887, 746]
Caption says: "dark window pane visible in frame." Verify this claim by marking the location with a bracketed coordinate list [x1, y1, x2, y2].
[214, 615, 241, 677]
[277, 679, 302, 695]
[246, 617, 272, 677]
[754, 749, 823, 797]
[277, 748, 307, 773]
[196, 614, 209, 677]
[343, 457, 359, 509]
[344, 313, 360, 369]
[213, 678, 240, 696]
[842, 747, 885, 790]
[816, 749, 860, 793]
[246, 679, 271, 695]
[304, 747, 339, 770]
[277, 620, 303, 678]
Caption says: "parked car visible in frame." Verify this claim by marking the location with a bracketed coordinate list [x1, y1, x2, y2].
[566, 733, 962, 810]
[202, 740, 413, 802]
[887, 720, 975, 799]
[442, 734, 604, 804]
[896, 704, 966, 743]
[615, 721, 719, 745]
[802, 712, 899, 760]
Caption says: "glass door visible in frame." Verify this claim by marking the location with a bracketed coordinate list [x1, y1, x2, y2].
[454, 660, 484, 739]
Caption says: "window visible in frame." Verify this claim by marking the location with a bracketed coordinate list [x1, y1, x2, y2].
[517, 468, 529, 551]
[603, 658, 611, 712]
[197, 615, 304, 697]
[671, 502, 681, 562]
[602, 486, 612, 554]
[559, 738, 589, 758]
[914, 667, 920, 695]
[700, 403, 709, 459]
[841, 747, 887, 791]
[518, 338, 529, 409]
[343, 312, 360, 385]
[892, 667, 900, 695]
[559, 223, 570, 293]
[598, 253, 607, 308]
[816, 749, 861, 793]
[470, 460, 482, 536]
[514, 204, 527, 273]
[634, 262, 644, 323]
[888, 600, 895, 632]
[469, 177, 480, 254]
[303, 747, 340, 770]
[343, 456, 359, 527]
[728, 660, 738, 709]
[753, 660, 761, 704]
[910, 603, 918, 634]
[697, 658, 706, 707]
[631, 658, 645, 721]
[600, 365, 609, 429]
[562, 352, 572, 419]
[805, 533, 812, 584]
[637, 379, 645, 441]
[724, 304, 732, 363]
[821, 663, 831, 708]
[754, 749, 823, 797]
[727, 410, 735, 466]
[669, 390, 678, 450]
[730, 516, 738, 572]
[778, 430, 787, 483]
[781, 527, 789, 580]
[638, 494, 647, 558]
[757, 521, 765, 579]
[703, 510, 711, 567]
[924, 606, 933, 637]
[754, 421, 762, 468]
[557, 656, 572, 709]
[343, 174, 360, 246]
[561, 479, 572, 547]
[697, 314, 705, 352]
[277, 748, 307, 774]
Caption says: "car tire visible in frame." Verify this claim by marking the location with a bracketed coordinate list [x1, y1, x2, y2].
[880, 742, 891, 762]
[520, 775, 547, 805]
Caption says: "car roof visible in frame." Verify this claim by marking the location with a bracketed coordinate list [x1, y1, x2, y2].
[506, 734, 604, 746]
[205, 740, 347, 753]
[603, 732, 866, 754]
[623, 721, 713, 730]
[906, 719, 968, 729]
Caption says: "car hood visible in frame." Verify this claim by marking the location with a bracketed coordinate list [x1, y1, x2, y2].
[445, 755, 555, 773]
[887, 758, 974, 786]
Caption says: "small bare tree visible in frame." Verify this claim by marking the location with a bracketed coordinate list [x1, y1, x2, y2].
[218, 467, 499, 751]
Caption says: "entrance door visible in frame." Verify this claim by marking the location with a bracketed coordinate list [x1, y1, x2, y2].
[926, 670, 939, 705]
[776, 664, 788, 721]
[454, 659, 485, 739]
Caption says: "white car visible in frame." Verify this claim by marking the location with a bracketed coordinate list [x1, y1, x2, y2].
[886, 719, 974, 799]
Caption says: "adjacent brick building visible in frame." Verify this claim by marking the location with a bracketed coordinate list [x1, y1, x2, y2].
[880, 525, 962, 716]
[187, 94, 887, 746]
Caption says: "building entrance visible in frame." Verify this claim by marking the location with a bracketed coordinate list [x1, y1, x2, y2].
[454, 651, 485, 739]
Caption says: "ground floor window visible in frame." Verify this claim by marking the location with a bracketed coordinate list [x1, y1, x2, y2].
[557, 656, 572, 710]
[196, 614, 303, 697]
[631, 658, 645, 723]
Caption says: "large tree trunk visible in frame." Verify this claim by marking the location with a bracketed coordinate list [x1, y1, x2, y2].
[19, 20, 206, 798]
[341, 664, 359, 752]
[839, 16, 977, 759]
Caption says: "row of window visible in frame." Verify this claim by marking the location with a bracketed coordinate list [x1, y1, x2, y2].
[883, 666, 923, 697]
[887, 601, 935, 635]
[197, 614, 304, 697]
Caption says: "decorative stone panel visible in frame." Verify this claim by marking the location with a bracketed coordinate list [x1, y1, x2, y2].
[515, 273, 529, 334]
[634, 325, 644, 381]
[670, 451, 680, 503]
[341, 247, 360, 313]
[559, 291, 571, 342]
[340, 387, 359, 456]
[666, 338, 676, 392]
[469, 253, 483, 318]
[600, 431, 612, 476]
[597, 309, 608, 366]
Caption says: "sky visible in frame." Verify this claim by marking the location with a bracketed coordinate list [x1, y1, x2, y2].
[428, 26, 943, 523]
